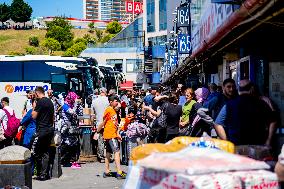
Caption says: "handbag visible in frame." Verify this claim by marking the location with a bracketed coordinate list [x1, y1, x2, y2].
[156, 102, 169, 128]
[15, 129, 23, 142]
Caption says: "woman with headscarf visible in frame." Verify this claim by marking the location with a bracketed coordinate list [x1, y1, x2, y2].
[59, 92, 83, 168]
[189, 87, 211, 137]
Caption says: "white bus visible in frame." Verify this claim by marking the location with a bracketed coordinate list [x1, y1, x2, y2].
[0, 55, 88, 118]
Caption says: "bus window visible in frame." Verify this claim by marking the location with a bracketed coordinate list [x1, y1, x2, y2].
[23, 61, 63, 81]
[0, 61, 23, 81]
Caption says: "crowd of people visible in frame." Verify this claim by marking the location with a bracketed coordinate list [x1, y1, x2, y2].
[0, 78, 281, 181]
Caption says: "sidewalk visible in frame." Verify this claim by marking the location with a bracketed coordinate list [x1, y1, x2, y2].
[33, 162, 128, 189]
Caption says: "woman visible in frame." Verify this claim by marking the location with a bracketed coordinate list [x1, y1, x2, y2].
[190, 87, 211, 137]
[59, 92, 83, 167]
[163, 92, 182, 142]
[179, 88, 196, 136]
[20, 99, 37, 149]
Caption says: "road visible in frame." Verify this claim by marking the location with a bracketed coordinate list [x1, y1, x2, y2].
[33, 162, 128, 189]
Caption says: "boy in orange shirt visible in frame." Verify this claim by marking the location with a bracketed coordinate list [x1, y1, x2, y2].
[97, 95, 126, 179]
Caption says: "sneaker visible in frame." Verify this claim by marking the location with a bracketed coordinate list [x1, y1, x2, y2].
[103, 172, 114, 178]
[71, 162, 81, 169]
[116, 171, 127, 179]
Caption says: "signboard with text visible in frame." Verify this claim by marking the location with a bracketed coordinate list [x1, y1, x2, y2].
[191, 2, 234, 53]
[126, 1, 143, 14]
[177, 6, 191, 27]
[178, 34, 191, 54]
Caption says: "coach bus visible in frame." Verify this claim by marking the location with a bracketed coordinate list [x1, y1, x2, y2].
[0, 55, 98, 118]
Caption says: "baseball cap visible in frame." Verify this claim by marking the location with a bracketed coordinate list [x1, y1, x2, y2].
[100, 87, 107, 94]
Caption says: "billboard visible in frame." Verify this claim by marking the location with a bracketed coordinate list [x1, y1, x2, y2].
[126, 1, 143, 14]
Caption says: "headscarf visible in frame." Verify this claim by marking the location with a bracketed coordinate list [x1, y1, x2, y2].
[195, 87, 210, 104]
[65, 92, 79, 108]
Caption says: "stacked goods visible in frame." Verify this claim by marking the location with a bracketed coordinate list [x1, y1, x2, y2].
[130, 143, 186, 162]
[170, 136, 235, 153]
[130, 137, 234, 162]
[124, 137, 278, 189]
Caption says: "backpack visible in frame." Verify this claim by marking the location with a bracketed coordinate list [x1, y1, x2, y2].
[2, 108, 21, 138]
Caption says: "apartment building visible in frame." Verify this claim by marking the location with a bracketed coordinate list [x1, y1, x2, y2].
[83, 0, 142, 22]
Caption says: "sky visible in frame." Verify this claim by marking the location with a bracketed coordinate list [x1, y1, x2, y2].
[0, 0, 83, 18]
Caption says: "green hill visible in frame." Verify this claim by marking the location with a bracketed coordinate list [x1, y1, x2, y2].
[0, 29, 91, 55]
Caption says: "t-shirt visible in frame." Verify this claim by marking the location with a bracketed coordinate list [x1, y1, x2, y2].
[91, 95, 109, 127]
[0, 106, 14, 130]
[181, 100, 196, 123]
[34, 97, 54, 133]
[144, 94, 154, 106]
[103, 106, 118, 139]
[164, 103, 182, 134]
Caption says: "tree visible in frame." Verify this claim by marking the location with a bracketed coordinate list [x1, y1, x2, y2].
[10, 0, 32, 26]
[106, 21, 122, 34]
[42, 38, 61, 55]
[29, 36, 39, 47]
[0, 3, 10, 25]
[64, 42, 87, 57]
[95, 28, 103, 42]
[45, 17, 74, 50]
[88, 22, 95, 33]
[101, 34, 115, 43]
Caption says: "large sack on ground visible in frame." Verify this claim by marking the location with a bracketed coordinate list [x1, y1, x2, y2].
[170, 136, 235, 153]
[138, 147, 269, 175]
[130, 143, 186, 162]
[0, 145, 31, 162]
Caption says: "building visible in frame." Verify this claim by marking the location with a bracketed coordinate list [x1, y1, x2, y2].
[164, 0, 284, 131]
[83, 0, 99, 20]
[142, 0, 181, 84]
[83, 0, 142, 22]
[81, 16, 145, 89]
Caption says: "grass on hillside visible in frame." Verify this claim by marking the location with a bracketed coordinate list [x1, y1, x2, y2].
[0, 29, 94, 55]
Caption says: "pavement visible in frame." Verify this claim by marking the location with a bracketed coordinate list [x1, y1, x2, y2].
[33, 162, 128, 189]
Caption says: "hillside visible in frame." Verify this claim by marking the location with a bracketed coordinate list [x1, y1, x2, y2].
[0, 29, 92, 55]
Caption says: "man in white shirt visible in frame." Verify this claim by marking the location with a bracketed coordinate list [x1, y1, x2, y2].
[0, 97, 15, 149]
[91, 88, 110, 162]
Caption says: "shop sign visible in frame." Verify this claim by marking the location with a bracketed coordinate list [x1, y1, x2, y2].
[191, 2, 234, 53]
[178, 34, 191, 54]
[126, 1, 143, 14]
[177, 6, 191, 27]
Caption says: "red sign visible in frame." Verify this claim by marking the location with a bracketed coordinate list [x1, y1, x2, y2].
[126, 1, 143, 14]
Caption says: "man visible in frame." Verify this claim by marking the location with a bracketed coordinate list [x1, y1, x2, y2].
[143, 87, 156, 107]
[0, 97, 15, 149]
[97, 95, 126, 179]
[22, 90, 34, 117]
[214, 80, 275, 145]
[203, 78, 237, 120]
[91, 88, 109, 162]
[32, 86, 55, 181]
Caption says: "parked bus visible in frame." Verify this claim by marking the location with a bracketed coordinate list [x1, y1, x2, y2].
[0, 55, 95, 118]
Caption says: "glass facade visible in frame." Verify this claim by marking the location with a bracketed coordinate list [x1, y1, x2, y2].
[159, 0, 167, 31]
[147, 0, 155, 32]
[104, 16, 144, 51]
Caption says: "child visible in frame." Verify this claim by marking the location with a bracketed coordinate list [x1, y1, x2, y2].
[97, 96, 126, 179]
